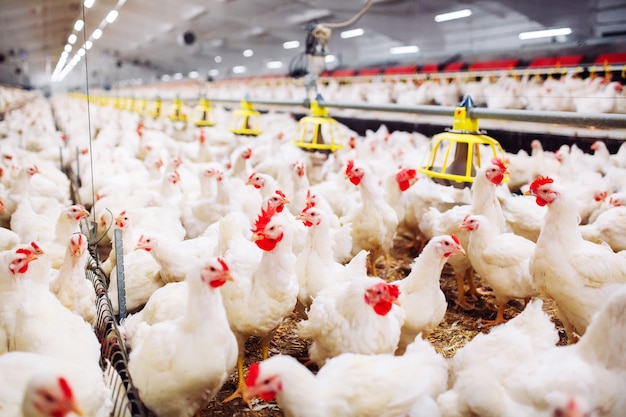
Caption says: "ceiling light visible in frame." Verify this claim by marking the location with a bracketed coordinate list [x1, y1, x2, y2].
[519, 27, 572, 40]
[208, 69, 219, 76]
[266, 61, 282, 69]
[283, 40, 300, 50]
[74, 19, 84, 31]
[77, 48, 86, 57]
[61, 51, 69, 59]
[435, 9, 472, 22]
[243, 49, 253, 57]
[106, 10, 119, 24]
[287, 8, 331, 25]
[232, 66, 246, 74]
[325, 55, 336, 63]
[215, 56, 222, 63]
[188, 70, 199, 78]
[92, 29, 103, 40]
[390, 45, 419, 54]
[64, 44, 72, 53]
[340, 28, 364, 39]
[68, 34, 77, 44]
[85, 40, 93, 50]
[174, 73, 183, 80]
[161, 74, 171, 81]
[84, 0, 95, 8]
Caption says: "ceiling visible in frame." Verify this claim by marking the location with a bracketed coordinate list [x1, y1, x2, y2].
[1, 0, 625, 89]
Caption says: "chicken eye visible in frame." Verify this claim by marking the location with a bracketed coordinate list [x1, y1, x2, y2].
[263, 378, 271, 385]
[209, 266, 216, 272]
[43, 392, 54, 402]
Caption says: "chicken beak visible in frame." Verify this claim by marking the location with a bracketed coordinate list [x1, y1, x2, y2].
[282, 198, 291, 205]
[69, 400, 84, 416]
[221, 271, 235, 282]
[456, 246, 466, 256]
[80, 208, 90, 218]
[251, 232, 264, 242]
[393, 297, 401, 306]
[523, 189, 533, 196]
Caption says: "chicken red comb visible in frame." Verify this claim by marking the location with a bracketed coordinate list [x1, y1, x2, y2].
[252, 203, 277, 234]
[345, 159, 355, 176]
[245, 362, 261, 387]
[450, 234, 461, 245]
[16, 248, 33, 256]
[275, 190, 286, 198]
[387, 283, 400, 299]
[248, 172, 257, 181]
[58, 377, 74, 400]
[529, 176, 554, 192]
[217, 257, 229, 272]
[301, 201, 315, 213]
[491, 157, 507, 171]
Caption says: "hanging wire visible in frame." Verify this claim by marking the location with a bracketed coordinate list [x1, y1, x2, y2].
[79, 2, 98, 251]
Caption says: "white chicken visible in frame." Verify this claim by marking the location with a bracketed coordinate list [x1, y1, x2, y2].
[219, 204, 299, 403]
[527, 176, 626, 340]
[460, 214, 538, 325]
[439, 285, 626, 417]
[342, 159, 399, 275]
[394, 234, 466, 355]
[0, 351, 112, 417]
[579, 206, 626, 252]
[244, 335, 448, 417]
[297, 275, 405, 367]
[48, 233, 96, 326]
[294, 205, 367, 312]
[127, 257, 237, 417]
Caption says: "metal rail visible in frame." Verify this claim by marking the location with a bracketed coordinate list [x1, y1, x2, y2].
[199, 96, 626, 131]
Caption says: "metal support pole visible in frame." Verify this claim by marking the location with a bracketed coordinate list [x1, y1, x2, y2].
[114, 228, 127, 320]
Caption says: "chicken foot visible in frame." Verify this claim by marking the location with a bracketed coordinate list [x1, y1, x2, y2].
[222, 352, 250, 407]
[455, 268, 478, 310]
[482, 302, 507, 327]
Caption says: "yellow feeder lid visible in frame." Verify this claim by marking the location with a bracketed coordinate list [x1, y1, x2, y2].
[293, 96, 344, 153]
[148, 97, 162, 119]
[230, 98, 262, 136]
[193, 97, 216, 127]
[418, 95, 508, 186]
[167, 97, 188, 122]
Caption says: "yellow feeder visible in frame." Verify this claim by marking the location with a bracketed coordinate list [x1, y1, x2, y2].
[418, 95, 507, 188]
[293, 97, 344, 153]
[230, 98, 262, 136]
[148, 97, 162, 119]
[167, 97, 188, 122]
[134, 97, 147, 115]
[193, 96, 216, 127]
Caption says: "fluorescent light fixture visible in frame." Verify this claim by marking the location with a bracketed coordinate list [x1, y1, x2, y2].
[61, 51, 69, 58]
[435, 9, 472, 22]
[188, 70, 199, 78]
[106, 9, 119, 24]
[77, 48, 86, 57]
[92, 29, 102, 40]
[340, 28, 364, 39]
[266, 61, 282, 69]
[64, 44, 72, 53]
[519, 27, 572, 40]
[390, 45, 419, 54]
[174, 73, 183, 80]
[68, 34, 77, 44]
[283, 40, 300, 49]
[74, 19, 84, 31]
[84, 0, 95, 8]
[287, 8, 331, 25]
[161, 74, 171, 81]
[208, 69, 219, 76]
[215, 55, 222, 63]
[85, 40, 93, 50]
[243, 49, 253, 57]
[232, 66, 246, 74]
[325, 55, 336, 63]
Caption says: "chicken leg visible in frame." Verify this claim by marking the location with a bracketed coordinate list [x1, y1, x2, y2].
[455, 268, 477, 310]
[483, 302, 507, 327]
[222, 352, 250, 407]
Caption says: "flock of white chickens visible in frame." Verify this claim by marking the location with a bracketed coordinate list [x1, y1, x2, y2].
[1, 82, 626, 417]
